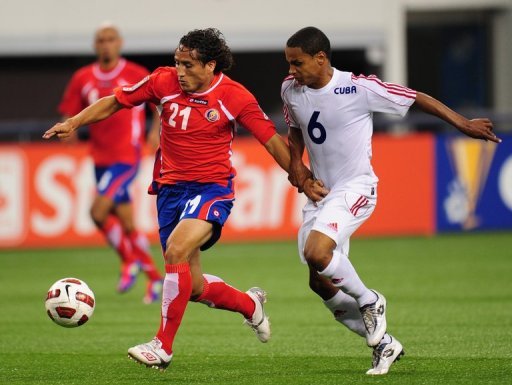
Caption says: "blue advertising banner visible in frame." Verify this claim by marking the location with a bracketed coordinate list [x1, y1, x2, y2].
[436, 134, 512, 232]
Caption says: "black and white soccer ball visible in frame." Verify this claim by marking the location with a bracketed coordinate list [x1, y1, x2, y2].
[45, 278, 95, 328]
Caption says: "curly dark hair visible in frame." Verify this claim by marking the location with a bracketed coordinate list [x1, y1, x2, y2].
[178, 28, 234, 73]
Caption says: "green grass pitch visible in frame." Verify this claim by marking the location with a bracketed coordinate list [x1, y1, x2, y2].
[1, 232, 511, 384]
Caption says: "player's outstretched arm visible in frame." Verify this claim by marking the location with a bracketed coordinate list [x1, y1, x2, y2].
[43, 95, 123, 140]
[414, 92, 501, 143]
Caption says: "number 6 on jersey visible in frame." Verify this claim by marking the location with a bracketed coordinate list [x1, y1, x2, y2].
[307, 111, 326, 144]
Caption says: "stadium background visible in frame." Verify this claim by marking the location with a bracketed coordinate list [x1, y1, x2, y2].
[1, 2, 511, 384]
[0, 0, 511, 248]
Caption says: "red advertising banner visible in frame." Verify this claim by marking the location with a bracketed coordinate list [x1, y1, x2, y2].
[0, 134, 434, 249]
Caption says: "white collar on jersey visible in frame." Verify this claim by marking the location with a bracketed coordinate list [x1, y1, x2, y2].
[92, 58, 127, 81]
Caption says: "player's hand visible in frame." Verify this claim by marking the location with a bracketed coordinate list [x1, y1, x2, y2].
[302, 178, 329, 203]
[459, 118, 501, 143]
[288, 162, 313, 193]
[43, 120, 77, 140]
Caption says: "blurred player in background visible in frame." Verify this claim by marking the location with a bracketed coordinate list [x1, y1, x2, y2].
[58, 23, 163, 303]
[282, 26, 500, 376]
[45, 28, 323, 371]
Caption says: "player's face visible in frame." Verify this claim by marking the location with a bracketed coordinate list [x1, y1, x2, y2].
[174, 47, 216, 93]
[285, 46, 325, 89]
[94, 28, 122, 66]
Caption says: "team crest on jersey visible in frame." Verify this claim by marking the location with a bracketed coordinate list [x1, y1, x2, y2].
[205, 108, 220, 122]
[122, 76, 150, 93]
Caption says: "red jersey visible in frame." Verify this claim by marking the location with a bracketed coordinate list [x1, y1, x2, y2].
[58, 59, 149, 166]
[114, 67, 276, 187]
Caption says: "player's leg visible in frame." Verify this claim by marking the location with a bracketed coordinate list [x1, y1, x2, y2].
[308, 266, 367, 337]
[305, 231, 376, 306]
[181, 184, 269, 342]
[92, 164, 141, 292]
[128, 218, 211, 370]
[189, 254, 269, 342]
[115, 201, 163, 303]
[303, 191, 387, 347]
[90, 190, 132, 263]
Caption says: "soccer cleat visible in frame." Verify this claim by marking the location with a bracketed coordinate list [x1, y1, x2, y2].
[143, 279, 163, 304]
[360, 290, 387, 347]
[117, 261, 140, 293]
[127, 338, 173, 371]
[244, 287, 271, 343]
[366, 335, 404, 375]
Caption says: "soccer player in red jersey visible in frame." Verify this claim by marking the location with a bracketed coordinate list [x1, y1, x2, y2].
[57, 24, 163, 303]
[45, 28, 323, 370]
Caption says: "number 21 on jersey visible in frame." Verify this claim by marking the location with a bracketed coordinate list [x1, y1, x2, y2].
[168, 103, 191, 130]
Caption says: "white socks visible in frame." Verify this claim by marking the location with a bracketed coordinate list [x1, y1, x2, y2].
[323, 290, 366, 337]
[324, 290, 391, 346]
[319, 250, 377, 307]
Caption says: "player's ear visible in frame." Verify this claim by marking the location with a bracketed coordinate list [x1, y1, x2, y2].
[315, 51, 327, 65]
[205, 60, 216, 74]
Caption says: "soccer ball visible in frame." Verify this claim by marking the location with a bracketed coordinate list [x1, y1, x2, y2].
[45, 278, 95, 328]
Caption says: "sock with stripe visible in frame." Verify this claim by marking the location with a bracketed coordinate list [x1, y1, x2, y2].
[100, 216, 135, 264]
[155, 263, 192, 355]
[324, 290, 392, 345]
[323, 289, 366, 336]
[194, 274, 255, 319]
[319, 250, 377, 307]
[128, 231, 162, 281]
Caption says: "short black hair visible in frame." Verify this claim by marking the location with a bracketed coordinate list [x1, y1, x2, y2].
[286, 26, 331, 61]
[178, 28, 234, 73]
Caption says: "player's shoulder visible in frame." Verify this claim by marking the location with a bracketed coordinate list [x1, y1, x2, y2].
[147, 66, 180, 94]
[151, 66, 176, 77]
[216, 73, 253, 97]
[150, 66, 178, 83]
[281, 75, 299, 96]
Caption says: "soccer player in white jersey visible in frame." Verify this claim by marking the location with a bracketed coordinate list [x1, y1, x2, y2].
[281, 26, 500, 376]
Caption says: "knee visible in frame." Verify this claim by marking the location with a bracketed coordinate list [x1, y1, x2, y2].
[89, 206, 105, 228]
[164, 241, 189, 265]
[303, 244, 332, 271]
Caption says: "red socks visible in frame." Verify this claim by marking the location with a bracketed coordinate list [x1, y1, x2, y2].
[195, 274, 255, 319]
[156, 263, 192, 355]
[128, 231, 162, 281]
[100, 216, 135, 264]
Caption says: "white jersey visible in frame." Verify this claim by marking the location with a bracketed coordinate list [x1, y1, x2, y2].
[281, 68, 416, 194]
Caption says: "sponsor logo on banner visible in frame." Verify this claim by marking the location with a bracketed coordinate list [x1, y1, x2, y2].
[0, 151, 25, 245]
[443, 138, 496, 229]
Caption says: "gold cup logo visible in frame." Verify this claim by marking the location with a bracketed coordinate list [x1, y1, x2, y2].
[445, 138, 496, 229]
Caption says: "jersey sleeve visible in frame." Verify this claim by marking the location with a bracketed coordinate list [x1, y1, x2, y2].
[58, 72, 84, 116]
[236, 101, 277, 144]
[280, 77, 300, 129]
[351, 74, 416, 116]
[222, 83, 276, 144]
[114, 68, 163, 108]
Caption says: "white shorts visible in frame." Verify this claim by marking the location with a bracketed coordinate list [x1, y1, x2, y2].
[298, 190, 376, 263]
